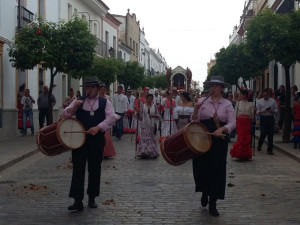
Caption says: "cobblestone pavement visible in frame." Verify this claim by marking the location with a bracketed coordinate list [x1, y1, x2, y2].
[0, 134, 299, 225]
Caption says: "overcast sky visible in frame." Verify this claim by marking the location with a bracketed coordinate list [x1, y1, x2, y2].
[104, 0, 246, 87]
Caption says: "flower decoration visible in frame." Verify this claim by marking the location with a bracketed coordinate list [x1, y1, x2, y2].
[36, 27, 41, 35]
[159, 136, 166, 143]
[157, 105, 164, 112]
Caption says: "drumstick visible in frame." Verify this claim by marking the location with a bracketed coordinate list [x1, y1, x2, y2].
[64, 131, 88, 133]
[190, 131, 226, 137]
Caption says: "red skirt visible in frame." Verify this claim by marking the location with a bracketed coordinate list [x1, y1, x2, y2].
[103, 130, 116, 158]
[230, 115, 253, 159]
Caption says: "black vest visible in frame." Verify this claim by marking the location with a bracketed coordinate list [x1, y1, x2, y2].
[76, 97, 107, 130]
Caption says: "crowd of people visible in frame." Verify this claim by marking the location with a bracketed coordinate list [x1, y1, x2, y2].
[17, 75, 300, 217]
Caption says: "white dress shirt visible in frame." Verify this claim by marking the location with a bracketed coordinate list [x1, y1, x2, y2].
[112, 93, 128, 113]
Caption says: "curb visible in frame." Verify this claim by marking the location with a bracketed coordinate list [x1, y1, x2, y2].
[0, 149, 39, 172]
[255, 134, 300, 163]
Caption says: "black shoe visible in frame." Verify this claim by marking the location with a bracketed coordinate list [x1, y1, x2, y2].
[267, 151, 274, 155]
[257, 146, 261, 151]
[88, 199, 97, 208]
[201, 193, 208, 207]
[209, 202, 219, 217]
[68, 201, 83, 211]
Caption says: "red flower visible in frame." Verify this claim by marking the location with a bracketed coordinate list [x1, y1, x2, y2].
[159, 136, 166, 143]
[157, 105, 164, 112]
[36, 27, 41, 35]
[70, 48, 73, 52]
[235, 53, 239, 57]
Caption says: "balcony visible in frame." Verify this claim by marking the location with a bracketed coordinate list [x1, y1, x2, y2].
[18, 6, 34, 29]
[95, 38, 108, 57]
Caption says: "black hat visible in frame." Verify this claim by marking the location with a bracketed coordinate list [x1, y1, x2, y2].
[80, 76, 100, 86]
[203, 76, 229, 88]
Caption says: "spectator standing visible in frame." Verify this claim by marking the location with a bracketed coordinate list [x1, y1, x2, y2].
[76, 90, 82, 99]
[21, 89, 35, 136]
[292, 95, 300, 148]
[276, 85, 286, 129]
[37, 85, 56, 129]
[112, 85, 128, 140]
[17, 83, 26, 133]
[256, 89, 278, 155]
[63, 87, 76, 109]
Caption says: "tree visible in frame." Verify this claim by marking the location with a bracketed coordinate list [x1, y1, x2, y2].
[141, 75, 155, 89]
[117, 61, 144, 90]
[70, 57, 124, 89]
[153, 74, 168, 89]
[215, 42, 266, 90]
[245, 9, 300, 142]
[9, 16, 97, 123]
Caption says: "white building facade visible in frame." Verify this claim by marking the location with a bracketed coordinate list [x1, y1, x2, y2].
[0, 0, 119, 138]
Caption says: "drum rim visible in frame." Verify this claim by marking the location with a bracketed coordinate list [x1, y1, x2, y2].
[160, 138, 182, 166]
[57, 118, 86, 150]
[183, 122, 212, 153]
[36, 124, 60, 156]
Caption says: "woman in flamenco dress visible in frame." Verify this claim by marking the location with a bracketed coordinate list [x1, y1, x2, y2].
[230, 89, 255, 160]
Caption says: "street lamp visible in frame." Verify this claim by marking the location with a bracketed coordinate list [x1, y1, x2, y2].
[108, 47, 115, 58]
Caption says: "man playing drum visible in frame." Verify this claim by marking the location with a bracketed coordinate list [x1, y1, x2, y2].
[62, 76, 115, 211]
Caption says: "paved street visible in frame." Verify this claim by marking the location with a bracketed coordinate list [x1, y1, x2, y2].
[0, 133, 300, 225]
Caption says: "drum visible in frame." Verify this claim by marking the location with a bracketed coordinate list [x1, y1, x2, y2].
[160, 122, 212, 166]
[36, 118, 86, 156]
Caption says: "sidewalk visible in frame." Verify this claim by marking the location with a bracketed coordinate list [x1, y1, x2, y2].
[254, 130, 300, 163]
[0, 130, 299, 172]
[0, 134, 39, 172]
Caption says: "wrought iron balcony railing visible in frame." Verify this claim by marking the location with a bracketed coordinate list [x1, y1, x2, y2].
[18, 6, 34, 29]
[95, 38, 108, 57]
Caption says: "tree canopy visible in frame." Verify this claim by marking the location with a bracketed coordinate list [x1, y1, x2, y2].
[245, 8, 300, 142]
[9, 16, 97, 123]
[9, 16, 96, 75]
[117, 61, 145, 90]
[214, 42, 266, 89]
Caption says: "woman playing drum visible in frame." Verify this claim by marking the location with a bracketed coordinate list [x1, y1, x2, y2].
[191, 76, 236, 217]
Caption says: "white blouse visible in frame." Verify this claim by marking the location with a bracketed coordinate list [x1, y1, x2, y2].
[174, 106, 194, 119]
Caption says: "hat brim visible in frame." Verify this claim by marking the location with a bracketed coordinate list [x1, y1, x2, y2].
[80, 82, 100, 87]
[203, 81, 230, 88]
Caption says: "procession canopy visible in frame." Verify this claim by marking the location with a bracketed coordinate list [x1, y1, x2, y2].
[166, 66, 192, 91]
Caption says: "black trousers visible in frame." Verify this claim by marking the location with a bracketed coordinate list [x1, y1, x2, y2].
[38, 108, 50, 129]
[69, 132, 105, 200]
[258, 115, 274, 152]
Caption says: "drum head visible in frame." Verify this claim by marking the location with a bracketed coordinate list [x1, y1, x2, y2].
[184, 122, 212, 154]
[57, 118, 86, 149]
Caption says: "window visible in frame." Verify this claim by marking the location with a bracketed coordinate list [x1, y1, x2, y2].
[113, 36, 116, 50]
[74, 8, 77, 15]
[130, 38, 132, 48]
[94, 23, 97, 36]
[68, 4, 72, 21]
[136, 43, 138, 56]
[38, 0, 46, 19]
[105, 31, 109, 44]
[133, 41, 135, 56]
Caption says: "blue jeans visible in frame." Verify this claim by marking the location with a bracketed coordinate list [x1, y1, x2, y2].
[23, 109, 34, 134]
[115, 112, 124, 138]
